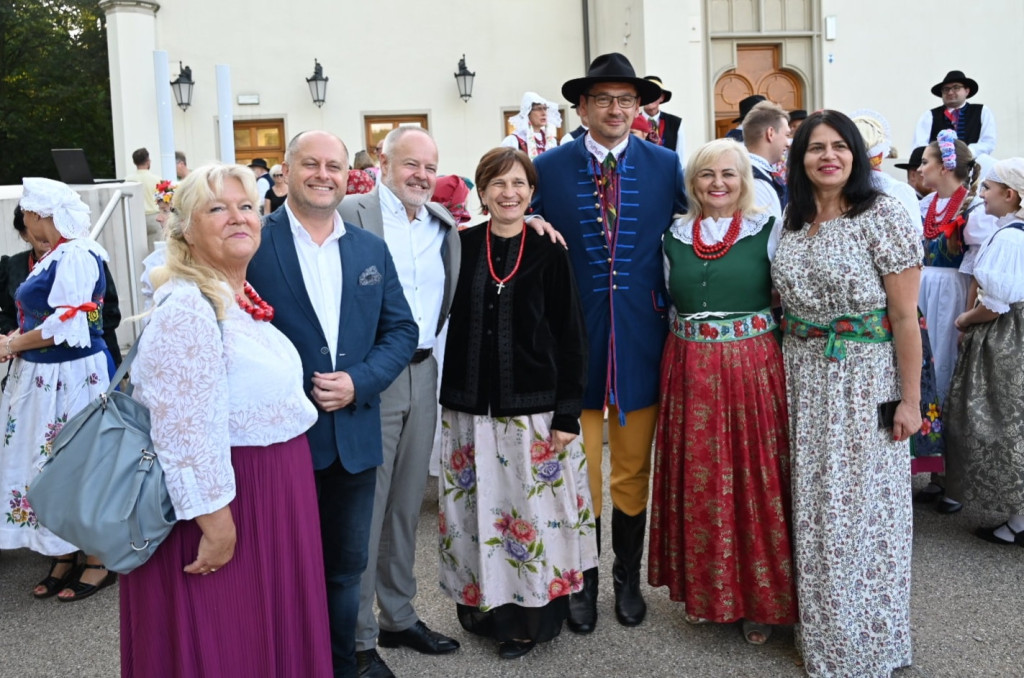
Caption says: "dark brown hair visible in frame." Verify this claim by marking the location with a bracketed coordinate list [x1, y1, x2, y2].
[474, 147, 537, 213]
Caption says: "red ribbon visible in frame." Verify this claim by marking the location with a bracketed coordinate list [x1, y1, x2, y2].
[56, 302, 98, 322]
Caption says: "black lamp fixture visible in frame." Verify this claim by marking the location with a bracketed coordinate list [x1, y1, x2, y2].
[307, 59, 328, 108]
[170, 62, 194, 111]
[454, 54, 475, 102]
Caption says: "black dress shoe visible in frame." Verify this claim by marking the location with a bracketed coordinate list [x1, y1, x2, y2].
[355, 649, 395, 678]
[378, 620, 460, 654]
[497, 640, 535, 659]
[974, 522, 1024, 546]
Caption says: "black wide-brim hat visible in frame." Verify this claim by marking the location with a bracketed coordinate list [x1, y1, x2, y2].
[931, 70, 979, 98]
[644, 76, 672, 103]
[894, 146, 927, 171]
[562, 53, 662, 106]
[732, 95, 767, 123]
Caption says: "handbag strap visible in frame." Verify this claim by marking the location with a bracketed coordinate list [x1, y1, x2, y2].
[109, 292, 224, 397]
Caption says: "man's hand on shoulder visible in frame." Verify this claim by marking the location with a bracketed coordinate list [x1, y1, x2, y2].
[525, 215, 567, 249]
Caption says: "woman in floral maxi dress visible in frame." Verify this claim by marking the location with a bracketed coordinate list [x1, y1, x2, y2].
[647, 139, 797, 645]
[438, 147, 597, 659]
[772, 111, 923, 677]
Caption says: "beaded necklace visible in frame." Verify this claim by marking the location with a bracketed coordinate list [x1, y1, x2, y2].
[923, 185, 968, 240]
[692, 212, 743, 260]
[486, 222, 527, 295]
[236, 282, 274, 321]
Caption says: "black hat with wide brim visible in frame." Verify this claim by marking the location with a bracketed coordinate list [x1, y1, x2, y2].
[644, 76, 672, 103]
[930, 70, 979, 98]
[732, 95, 767, 123]
[894, 146, 927, 171]
[562, 53, 662, 106]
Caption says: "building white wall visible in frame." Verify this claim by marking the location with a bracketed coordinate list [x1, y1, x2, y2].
[819, 0, 1024, 162]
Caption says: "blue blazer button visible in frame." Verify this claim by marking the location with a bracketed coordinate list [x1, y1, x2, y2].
[320, 347, 330, 355]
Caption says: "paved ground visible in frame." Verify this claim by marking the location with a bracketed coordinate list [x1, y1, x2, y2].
[1, 466, 1022, 678]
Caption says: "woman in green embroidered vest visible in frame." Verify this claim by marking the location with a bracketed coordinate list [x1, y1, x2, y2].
[772, 110, 923, 677]
[647, 139, 797, 646]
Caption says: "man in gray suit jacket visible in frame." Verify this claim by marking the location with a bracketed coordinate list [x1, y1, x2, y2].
[338, 127, 461, 678]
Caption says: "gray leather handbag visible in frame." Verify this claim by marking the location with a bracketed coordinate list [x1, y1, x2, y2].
[27, 332, 175, 575]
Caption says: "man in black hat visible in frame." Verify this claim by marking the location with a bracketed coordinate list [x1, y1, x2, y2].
[531, 52, 686, 635]
[912, 69, 996, 157]
[641, 76, 685, 162]
[724, 94, 766, 142]
[249, 158, 273, 212]
[895, 146, 929, 199]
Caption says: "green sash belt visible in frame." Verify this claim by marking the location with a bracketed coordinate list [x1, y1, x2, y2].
[781, 308, 892, 361]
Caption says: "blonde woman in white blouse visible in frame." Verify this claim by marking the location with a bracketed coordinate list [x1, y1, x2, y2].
[946, 158, 1024, 547]
[118, 165, 332, 678]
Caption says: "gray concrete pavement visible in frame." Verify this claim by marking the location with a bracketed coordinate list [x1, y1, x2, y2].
[1, 469, 1021, 677]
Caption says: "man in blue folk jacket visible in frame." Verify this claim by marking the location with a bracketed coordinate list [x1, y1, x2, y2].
[532, 52, 687, 635]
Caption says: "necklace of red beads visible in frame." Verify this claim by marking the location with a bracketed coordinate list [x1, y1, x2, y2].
[692, 211, 743, 260]
[486, 222, 527, 295]
[922, 185, 967, 240]
[236, 282, 274, 321]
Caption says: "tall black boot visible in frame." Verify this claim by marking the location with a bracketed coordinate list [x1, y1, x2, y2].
[567, 516, 599, 634]
[612, 507, 647, 627]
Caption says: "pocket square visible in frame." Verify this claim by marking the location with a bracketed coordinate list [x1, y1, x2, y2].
[359, 265, 382, 286]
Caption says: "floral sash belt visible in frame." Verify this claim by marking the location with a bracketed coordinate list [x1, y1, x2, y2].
[781, 308, 892, 361]
[671, 308, 776, 343]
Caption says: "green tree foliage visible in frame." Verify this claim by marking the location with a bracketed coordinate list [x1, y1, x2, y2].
[0, 0, 113, 184]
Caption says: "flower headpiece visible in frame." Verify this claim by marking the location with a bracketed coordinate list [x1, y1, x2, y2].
[155, 180, 175, 205]
[937, 129, 958, 170]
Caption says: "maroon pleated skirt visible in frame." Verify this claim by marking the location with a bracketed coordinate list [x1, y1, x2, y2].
[120, 435, 332, 678]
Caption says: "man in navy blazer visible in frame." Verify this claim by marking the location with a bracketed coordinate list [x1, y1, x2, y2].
[247, 130, 418, 678]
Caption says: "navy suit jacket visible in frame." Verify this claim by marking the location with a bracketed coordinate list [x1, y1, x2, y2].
[247, 207, 418, 472]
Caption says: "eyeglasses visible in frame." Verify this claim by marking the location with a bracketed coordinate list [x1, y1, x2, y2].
[586, 93, 638, 109]
[941, 84, 965, 94]
[272, 174, 283, 178]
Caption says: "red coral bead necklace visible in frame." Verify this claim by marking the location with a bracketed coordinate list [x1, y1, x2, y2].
[923, 185, 967, 240]
[236, 281, 274, 321]
[692, 211, 742, 260]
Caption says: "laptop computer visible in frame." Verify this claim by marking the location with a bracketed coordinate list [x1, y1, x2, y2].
[51, 148, 124, 185]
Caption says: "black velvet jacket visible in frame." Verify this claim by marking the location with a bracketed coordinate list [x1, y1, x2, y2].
[440, 224, 588, 434]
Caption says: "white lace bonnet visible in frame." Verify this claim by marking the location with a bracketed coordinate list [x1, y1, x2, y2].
[19, 177, 92, 239]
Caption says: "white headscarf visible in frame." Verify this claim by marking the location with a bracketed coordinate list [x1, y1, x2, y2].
[19, 177, 92, 239]
[851, 109, 893, 160]
[986, 157, 1024, 220]
[510, 92, 561, 158]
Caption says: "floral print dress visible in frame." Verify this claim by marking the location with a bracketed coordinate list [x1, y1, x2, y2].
[439, 410, 598, 616]
[772, 196, 922, 678]
[0, 240, 110, 555]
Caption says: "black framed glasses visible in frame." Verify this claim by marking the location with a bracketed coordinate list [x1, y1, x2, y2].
[586, 93, 638, 108]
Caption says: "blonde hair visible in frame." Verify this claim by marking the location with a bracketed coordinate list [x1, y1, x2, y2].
[158, 163, 259, 320]
[682, 139, 758, 221]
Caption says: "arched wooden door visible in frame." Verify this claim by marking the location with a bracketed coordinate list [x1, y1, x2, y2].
[714, 45, 803, 138]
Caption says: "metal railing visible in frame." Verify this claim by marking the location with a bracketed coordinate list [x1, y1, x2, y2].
[90, 190, 142, 330]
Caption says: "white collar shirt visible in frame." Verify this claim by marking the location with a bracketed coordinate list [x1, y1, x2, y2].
[749, 153, 783, 221]
[584, 134, 630, 164]
[284, 200, 345, 368]
[378, 184, 446, 348]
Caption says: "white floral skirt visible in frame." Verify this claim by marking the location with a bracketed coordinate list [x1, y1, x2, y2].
[0, 354, 109, 555]
[438, 409, 598, 611]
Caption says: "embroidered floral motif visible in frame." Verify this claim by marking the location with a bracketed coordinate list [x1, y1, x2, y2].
[528, 436, 567, 498]
[486, 507, 545, 577]
[672, 309, 776, 344]
[5, 487, 37, 528]
[39, 414, 67, 457]
[4, 414, 15, 445]
[443, 442, 477, 500]
[782, 308, 893, 361]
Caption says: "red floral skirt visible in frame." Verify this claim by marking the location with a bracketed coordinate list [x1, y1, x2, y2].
[648, 331, 798, 624]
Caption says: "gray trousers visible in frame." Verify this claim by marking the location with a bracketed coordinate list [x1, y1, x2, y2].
[355, 356, 438, 651]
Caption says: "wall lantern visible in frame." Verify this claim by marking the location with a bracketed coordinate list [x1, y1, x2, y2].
[454, 54, 475, 102]
[170, 62, 194, 111]
[307, 59, 328, 108]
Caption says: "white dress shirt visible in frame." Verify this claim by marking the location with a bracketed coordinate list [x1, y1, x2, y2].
[749, 153, 783, 221]
[378, 184, 446, 349]
[912, 102, 997, 157]
[284, 200, 344, 367]
[584, 133, 629, 164]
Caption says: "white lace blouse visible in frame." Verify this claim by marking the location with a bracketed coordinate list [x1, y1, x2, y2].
[132, 279, 317, 520]
[974, 216, 1024, 313]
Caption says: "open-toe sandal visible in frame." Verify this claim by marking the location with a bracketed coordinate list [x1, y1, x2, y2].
[742, 620, 773, 645]
[32, 554, 80, 599]
[684, 613, 710, 625]
[57, 563, 117, 603]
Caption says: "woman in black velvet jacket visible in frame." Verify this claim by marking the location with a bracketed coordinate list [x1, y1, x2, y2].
[437, 147, 597, 660]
